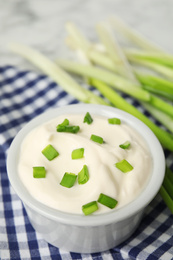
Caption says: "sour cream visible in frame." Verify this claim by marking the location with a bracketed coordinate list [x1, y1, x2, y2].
[18, 113, 152, 214]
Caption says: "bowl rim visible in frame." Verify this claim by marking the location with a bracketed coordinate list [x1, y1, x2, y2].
[7, 104, 165, 226]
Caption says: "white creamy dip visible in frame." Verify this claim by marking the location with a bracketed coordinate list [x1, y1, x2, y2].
[18, 113, 152, 214]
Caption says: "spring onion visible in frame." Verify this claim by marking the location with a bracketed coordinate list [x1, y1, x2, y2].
[126, 55, 173, 81]
[78, 165, 89, 184]
[159, 186, 173, 214]
[119, 141, 131, 149]
[98, 193, 118, 209]
[89, 78, 173, 151]
[141, 102, 173, 134]
[71, 148, 84, 159]
[42, 144, 59, 161]
[135, 73, 173, 101]
[56, 59, 151, 102]
[90, 134, 104, 144]
[165, 167, 173, 184]
[115, 159, 133, 173]
[33, 166, 46, 178]
[159, 167, 173, 214]
[82, 201, 98, 215]
[110, 16, 165, 52]
[124, 49, 173, 67]
[108, 117, 121, 125]
[83, 112, 93, 124]
[9, 43, 108, 106]
[60, 172, 77, 188]
[56, 125, 80, 133]
[58, 118, 69, 127]
[86, 47, 173, 101]
[96, 22, 138, 83]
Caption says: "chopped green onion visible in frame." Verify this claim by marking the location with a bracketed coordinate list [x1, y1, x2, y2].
[60, 172, 77, 188]
[90, 134, 104, 144]
[71, 148, 84, 159]
[83, 112, 93, 124]
[82, 201, 98, 215]
[42, 144, 59, 161]
[115, 159, 133, 173]
[119, 141, 130, 149]
[58, 118, 69, 127]
[33, 166, 46, 178]
[56, 125, 80, 133]
[108, 117, 121, 125]
[98, 193, 118, 209]
[78, 165, 89, 184]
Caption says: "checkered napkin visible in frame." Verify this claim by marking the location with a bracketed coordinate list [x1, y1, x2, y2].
[1, 65, 173, 260]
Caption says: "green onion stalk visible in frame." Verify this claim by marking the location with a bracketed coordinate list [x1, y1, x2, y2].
[9, 43, 108, 106]
[89, 78, 173, 151]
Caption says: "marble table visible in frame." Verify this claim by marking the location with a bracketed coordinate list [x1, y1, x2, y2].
[1, 0, 173, 69]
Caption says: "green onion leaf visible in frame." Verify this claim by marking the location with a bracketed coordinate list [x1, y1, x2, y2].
[119, 141, 130, 149]
[42, 144, 59, 161]
[56, 125, 80, 133]
[98, 193, 118, 209]
[60, 172, 77, 188]
[71, 148, 84, 159]
[90, 134, 104, 144]
[78, 165, 89, 184]
[33, 166, 46, 178]
[58, 118, 69, 127]
[115, 159, 133, 173]
[82, 201, 98, 215]
[108, 117, 121, 124]
[83, 112, 93, 124]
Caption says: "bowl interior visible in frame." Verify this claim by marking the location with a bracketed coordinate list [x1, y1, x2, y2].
[7, 104, 165, 226]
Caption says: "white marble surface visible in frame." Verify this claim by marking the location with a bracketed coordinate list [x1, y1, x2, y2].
[1, 0, 173, 70]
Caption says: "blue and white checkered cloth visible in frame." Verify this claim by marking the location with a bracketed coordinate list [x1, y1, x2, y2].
[1, 65, 173, 260]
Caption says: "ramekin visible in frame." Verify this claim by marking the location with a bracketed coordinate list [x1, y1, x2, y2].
[7, 104, 165, 253]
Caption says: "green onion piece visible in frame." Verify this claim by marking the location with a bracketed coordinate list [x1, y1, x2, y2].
[33, 166, 46, 178]
[56, 125, 80, 133]
[108, 117, 121, 124]
[78, 165, 89, 184]
[60, 172, 77, 188]
[58, 118, 69, 127]
[115, 159, 133, 173]
[83, 112, 93, 124]
[42, 144, 59, 161]
[90, 134, 104, 144]
[82, 201, 98, 215]
[98, 193, 118, 209]
[119, 141, 130, 149]
[71, 148, 84, 159]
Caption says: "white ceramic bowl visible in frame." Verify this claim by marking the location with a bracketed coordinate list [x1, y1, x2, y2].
[7, 104, 165, 253]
